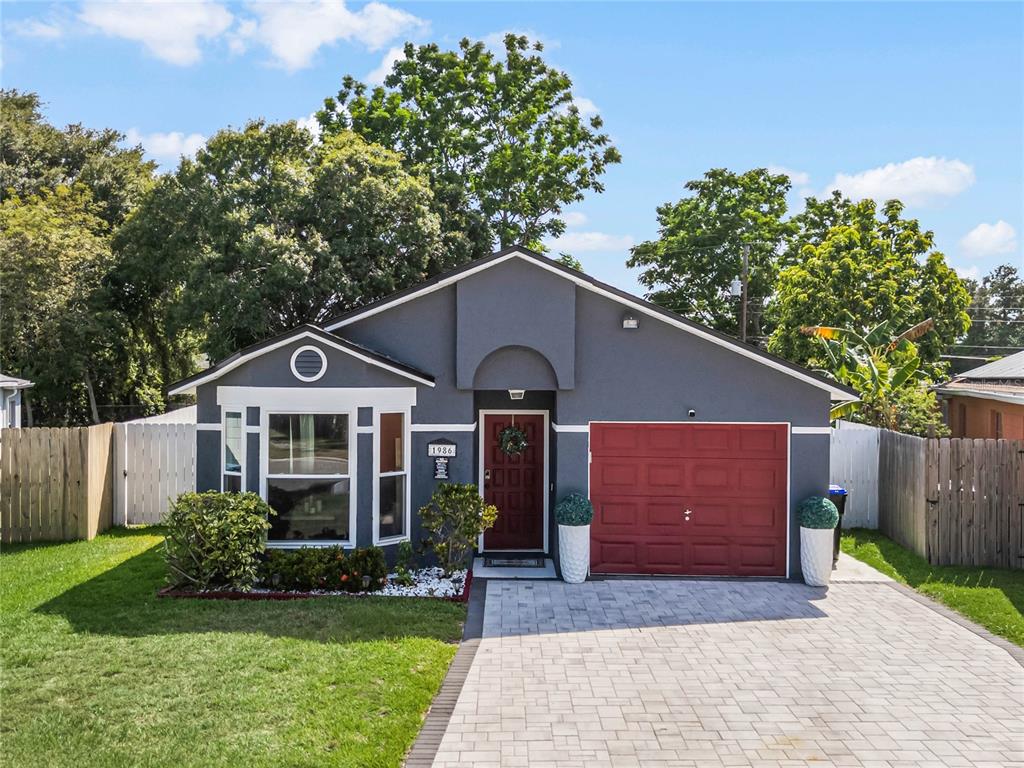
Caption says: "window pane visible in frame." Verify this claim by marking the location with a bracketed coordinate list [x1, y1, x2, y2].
[224, 412, 242, 473]
[267, 477, 350, 541]
[379, 412, 404, 473]
[268, 414, 348, 475]
[223, 474, 241, 493]
[378, 474, 406, 539]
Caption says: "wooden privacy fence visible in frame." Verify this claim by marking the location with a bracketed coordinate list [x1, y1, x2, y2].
[0, 424, 114, 544]
[926, 438, 1024, 569]
[832, 422, 1024, 570]
[113, 422, 196, 525]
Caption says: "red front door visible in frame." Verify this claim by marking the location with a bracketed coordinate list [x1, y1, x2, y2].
[589, 423, 788, 576]
[482, 414, 545, 550]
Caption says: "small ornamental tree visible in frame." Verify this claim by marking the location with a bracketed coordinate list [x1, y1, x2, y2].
[164, 492, 273, 591]
[555, 494, 593, 526]
[419, 483, 498, 575]
[798, 497, 839, 529]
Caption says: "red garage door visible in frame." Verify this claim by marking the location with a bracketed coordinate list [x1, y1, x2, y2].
[589, 423, 788, 576]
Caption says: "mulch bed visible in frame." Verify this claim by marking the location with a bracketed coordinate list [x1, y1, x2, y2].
[158, 568, 474, 603]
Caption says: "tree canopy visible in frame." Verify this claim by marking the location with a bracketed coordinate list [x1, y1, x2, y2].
[768, 195, 970, 370]
[112, 121, 445, 362]
[627, 168, 795, 337]
[958, 265, 1024, 359]
[318, 34, 621, 255]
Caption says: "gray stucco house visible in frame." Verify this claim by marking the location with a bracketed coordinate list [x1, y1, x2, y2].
[169, 247, 856, 578]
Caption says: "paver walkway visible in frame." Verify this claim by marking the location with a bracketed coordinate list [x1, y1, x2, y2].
[431, 576, 1023, 767]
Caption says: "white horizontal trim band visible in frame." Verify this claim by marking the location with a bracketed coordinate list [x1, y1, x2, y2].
[244, 425, 260, 434]
[552, 423, 589, 433]
[197, 423, 221, 431]
[356, 426, 374, 434]
[410, 423, 477, 432]
[791, 426, 831, 435]
[218, 386, 417, 412]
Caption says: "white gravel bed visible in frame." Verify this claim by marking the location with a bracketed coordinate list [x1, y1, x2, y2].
[379, 567, 467, 598]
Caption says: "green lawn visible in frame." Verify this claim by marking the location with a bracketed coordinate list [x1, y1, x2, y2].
[0, 529, 466, 768]
[841, 528, 1024, 648]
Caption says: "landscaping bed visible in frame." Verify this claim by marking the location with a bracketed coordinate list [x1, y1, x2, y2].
[159, 568, 472, 602]
[841, 528, 1024, 648]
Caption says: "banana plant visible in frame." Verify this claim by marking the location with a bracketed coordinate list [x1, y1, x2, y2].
[800, 319, 934, 427]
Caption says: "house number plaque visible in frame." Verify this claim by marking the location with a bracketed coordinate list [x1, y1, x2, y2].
[427, 441, 457, 458]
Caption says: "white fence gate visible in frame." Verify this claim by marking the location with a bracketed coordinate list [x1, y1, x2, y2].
[829, 420, 880, 528]
[113, 423, 196, 525]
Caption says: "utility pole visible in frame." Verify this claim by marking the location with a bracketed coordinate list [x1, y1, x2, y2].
[740, 244, 749, 344]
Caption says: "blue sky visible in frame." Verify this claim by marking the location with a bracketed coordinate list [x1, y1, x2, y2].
[3, 1, 1022, 294]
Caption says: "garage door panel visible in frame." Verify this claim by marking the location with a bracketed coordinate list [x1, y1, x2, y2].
[589, 423, 788, 577]
[591, 422, 787, 460]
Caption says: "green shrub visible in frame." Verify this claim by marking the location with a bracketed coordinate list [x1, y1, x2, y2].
[260, 546, 387, 592]
[798, 496, 839, 529]
[392, 540, 416, 586]
[420, 483, 498, 575]
[164, 491, 273, 591]
[555, 493, 593, 526]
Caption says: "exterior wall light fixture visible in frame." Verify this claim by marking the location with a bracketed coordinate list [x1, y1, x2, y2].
[622, 313, 639, 329]
[508, 389, 526, 400]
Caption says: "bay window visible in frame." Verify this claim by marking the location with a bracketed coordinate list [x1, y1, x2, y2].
[223, 411, 242, 492]
[266, 413, 351, 542]
[376, 411, 409, 542]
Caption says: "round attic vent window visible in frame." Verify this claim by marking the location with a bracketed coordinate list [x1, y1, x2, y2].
[290, 345, 327, 382]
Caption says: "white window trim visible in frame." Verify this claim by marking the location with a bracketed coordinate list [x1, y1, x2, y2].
[373, 407, 412, 545]
[290, 345, 328, 383]
[221, 410, 245, 492]
[260, 409, 357, 549]
[476, 409, 550, 554]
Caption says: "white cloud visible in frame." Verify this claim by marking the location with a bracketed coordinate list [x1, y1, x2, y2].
[295, 113, 322, 141]
[79, 0, 233, 66]
[239, 1, 426, 72]
[549, 231, 634, 253]
[959, 220, 1018, 259]
[367, 45, 405, 85]
[125, 128, 206, 167]
[955, 265, 981, 281]
[11, 17, 65, 40]
[767, 165, 810, 186]
[573, 97, 599, 118]
[562, 211, 588, 228]
[825, 156, 975, 207]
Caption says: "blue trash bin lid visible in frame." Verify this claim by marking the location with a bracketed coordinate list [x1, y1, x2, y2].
[828, 484, 848, 496]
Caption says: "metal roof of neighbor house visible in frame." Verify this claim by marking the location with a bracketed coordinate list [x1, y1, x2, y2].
[167, 324, 436, 396]
[323, 246, 858, 401]
[955, 350, 1024, 381]
[0, 373, 33, 389]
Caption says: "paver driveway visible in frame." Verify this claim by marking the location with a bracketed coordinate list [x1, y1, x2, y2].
[432, 577, 1023, 768]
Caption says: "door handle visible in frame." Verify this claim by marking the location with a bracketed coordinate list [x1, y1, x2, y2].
[484, 469, 491, 480]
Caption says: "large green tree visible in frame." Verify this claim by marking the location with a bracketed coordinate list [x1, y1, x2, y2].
[0, 89, 154, 225]
[768, 195, 970, 369]
[0, 186, 165, 424]
[318, 34, 621, 255]
[627, 168, 795, 337]
[0, 90, 170, 425]
[958, 265, 1024, 357]
[112, 121, 445, 362]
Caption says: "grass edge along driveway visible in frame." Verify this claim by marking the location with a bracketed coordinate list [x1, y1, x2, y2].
[0, 529, 465, 768]
[841, 528, 1024, 648]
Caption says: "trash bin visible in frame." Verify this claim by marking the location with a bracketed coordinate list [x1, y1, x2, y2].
[828, 484, 848, 568]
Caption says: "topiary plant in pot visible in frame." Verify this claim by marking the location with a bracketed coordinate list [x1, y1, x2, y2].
[798, 496, 839, 587]
[555, 493, 593, 584]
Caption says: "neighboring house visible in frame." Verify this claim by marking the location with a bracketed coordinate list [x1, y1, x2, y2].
[169, 247, 856, 578]
[0, 373, 33, 429]
[935, 351, 1024, 439]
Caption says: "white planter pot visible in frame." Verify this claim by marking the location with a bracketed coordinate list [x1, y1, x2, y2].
[800, 526, 835, 587]
[558, 524, 590, 584]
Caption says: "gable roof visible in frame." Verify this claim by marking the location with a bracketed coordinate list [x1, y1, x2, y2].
[167, 325, 435, 396]
[956, 350, 1024, 381]
[324, 246, 858, 401]
[0, 373, 33, 390]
